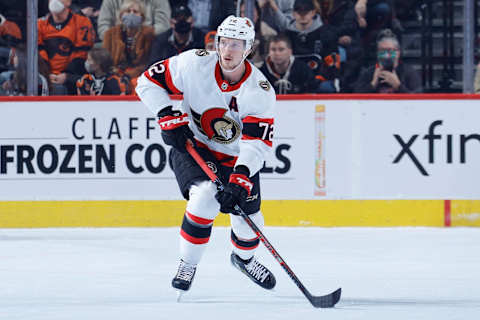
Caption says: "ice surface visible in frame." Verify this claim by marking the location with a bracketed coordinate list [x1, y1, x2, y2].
[0, 227, 479, 320]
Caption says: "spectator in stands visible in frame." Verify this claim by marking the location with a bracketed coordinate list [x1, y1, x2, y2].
[148, 5, 204, 65]
[260, 34, 319, 94]
[38, 0, 95, 95]
[77, 47, 129, 95]
[103, 0, 154, 88]
[0, 13, 22, 47]
[0, 2, 36, 42]
[355, 0, 393, 31]
[392, 0, 417, 24]
[354, 0, 402, 63]
[282, 0, 340, 92]
[474, 62, 480, 94]
[353, 29, 421, 93]
[204, 30, 216, 51]
[71, 1, 102, 41]
[317, 0, 364, 92]
[97, 0, 171, 40]
[205, 31, 217, 51]
[0, 46, 49, 96]
[260, 0, 295, 32]
[239, 0, 277, 67]
[0, 13, 22, 73]
[169, 0, 235, 34]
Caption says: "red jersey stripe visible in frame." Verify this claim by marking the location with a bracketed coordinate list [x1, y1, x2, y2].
[241, 134, 273, 147]
[242, 116, 274, 125]
[144, 70, 166, 89]
[164, 59, 182, 94]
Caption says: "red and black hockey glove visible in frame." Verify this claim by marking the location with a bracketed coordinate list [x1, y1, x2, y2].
[215, 166, 253, 214]
[157, 105, 194, 153]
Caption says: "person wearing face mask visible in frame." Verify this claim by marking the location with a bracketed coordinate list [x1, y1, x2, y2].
[353, 29, 421, 93]
[148, 5, 205, 65]
[38, 0, 95, 95]
[76, 47, 129, 95]
[102, 0, 154, 91]
[97, 0, 171, 40]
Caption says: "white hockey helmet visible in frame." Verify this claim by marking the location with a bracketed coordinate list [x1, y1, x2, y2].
[215, 15, 255, 54]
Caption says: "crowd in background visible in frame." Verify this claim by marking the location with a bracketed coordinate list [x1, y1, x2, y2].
[0, 0, 475, 96]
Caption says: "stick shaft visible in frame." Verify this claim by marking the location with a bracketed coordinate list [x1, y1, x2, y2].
[185, 141, 314, 299]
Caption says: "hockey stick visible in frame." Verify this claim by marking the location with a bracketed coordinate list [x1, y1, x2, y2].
[185, 140, 341, 308]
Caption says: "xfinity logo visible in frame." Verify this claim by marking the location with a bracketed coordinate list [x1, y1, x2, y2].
[393, 120, 480, 176]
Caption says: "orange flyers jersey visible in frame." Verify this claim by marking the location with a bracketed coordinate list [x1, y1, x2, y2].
[136, 49, 276, 175]
[0, 19, 22, 42]
[38, 11, 95, 74]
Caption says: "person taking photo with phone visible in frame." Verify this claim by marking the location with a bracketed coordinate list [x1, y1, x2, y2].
[353, 28, 421, 93]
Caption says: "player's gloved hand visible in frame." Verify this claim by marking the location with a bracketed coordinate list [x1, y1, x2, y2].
[157, 105, 193, 152]
[216, 166, 252, 214]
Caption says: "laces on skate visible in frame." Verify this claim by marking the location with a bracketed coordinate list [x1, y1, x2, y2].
[176, 260, 196, 282]
[245, 258, 270, 283]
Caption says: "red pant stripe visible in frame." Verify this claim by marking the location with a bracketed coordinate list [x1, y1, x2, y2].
[231, 238, 259, 250]
[180, 229, 210, 244]
[185, 211, 214, 225]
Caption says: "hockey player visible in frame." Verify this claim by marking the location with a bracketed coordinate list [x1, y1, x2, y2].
[136, 15, 276, 296]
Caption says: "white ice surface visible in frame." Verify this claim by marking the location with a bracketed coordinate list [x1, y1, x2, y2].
[0, 227, 479, 320]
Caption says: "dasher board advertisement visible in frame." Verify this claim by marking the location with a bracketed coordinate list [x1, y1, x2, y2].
[0, 98, 479, 200]
[0, 100, 301, 200]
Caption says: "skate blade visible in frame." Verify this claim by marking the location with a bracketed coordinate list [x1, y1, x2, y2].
[176, 289, 185, 302]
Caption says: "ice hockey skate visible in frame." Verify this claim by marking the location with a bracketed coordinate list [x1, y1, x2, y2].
[230, 252, 276, 290]
[172, 259, 197, 301]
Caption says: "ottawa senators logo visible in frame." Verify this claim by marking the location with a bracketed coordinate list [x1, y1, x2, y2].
[191, 108, 240, 144]
[195, 49, 209, 56]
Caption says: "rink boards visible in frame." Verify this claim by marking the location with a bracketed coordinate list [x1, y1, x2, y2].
[0, 199, 479, 227]
[0, 95, 479, 227]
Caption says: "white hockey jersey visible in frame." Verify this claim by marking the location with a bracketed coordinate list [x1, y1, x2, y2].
[136, 49, 276, 176]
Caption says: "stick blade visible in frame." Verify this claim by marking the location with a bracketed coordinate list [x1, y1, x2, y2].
[309, 287, 342, 308]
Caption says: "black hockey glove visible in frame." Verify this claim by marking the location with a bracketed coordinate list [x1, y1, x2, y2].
[215, 166, 252, 215]
[157, 106, 193, 153]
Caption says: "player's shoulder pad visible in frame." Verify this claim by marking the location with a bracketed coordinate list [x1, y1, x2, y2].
[243, 70, 276, 115]
[175, 49, 204, 64]
[258, 79, 272, 92]
[176, 49, 215, 69]
[251, 68, 276, 99]
[250, 66, 274, 93]
[180, 48, 209, 58]
[194, 49, 210, 57]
